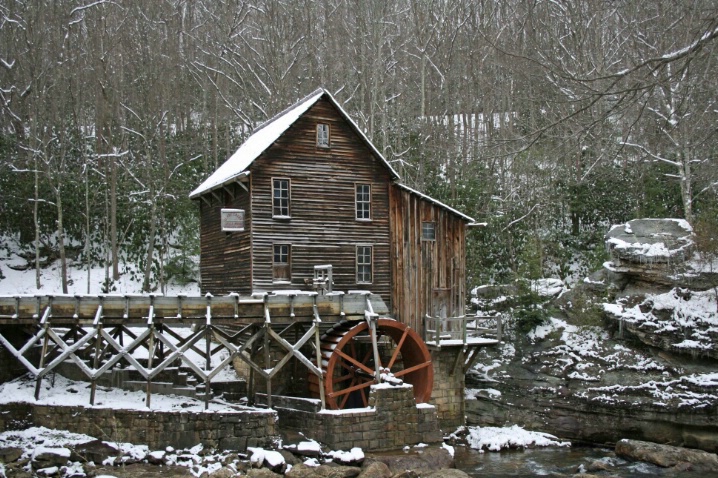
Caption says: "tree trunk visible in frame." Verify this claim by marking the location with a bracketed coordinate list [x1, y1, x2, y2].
[680, 151, 694, 224]
[56, 188, 68, 294]
[33, 154, 41, 289]
[110, 154, 119, 280]
[142, 196, 158, 293]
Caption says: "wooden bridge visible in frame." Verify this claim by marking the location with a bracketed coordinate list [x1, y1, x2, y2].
[0, 292, 443, 411]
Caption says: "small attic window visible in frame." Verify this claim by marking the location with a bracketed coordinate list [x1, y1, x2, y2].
[317, 123, 330, 147]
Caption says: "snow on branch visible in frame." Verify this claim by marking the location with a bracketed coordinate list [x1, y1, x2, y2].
[502, 204, 539, 232]
[619, 141, 681, 168]
[70, 1, 111, 17]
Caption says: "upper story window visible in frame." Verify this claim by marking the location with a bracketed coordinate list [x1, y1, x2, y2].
[273, 244, 291, 282]
[356, 245, 373, 284]
[356, 184, 371, 221]
[272, 178, 290, 218]
[422, 222, 436, 241]
[317, 123, 330, 147]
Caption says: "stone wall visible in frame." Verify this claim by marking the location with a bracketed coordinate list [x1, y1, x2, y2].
[0, 403, 277, 451]
[275, 385, 442, 451]
[430, 347, 465, 430]
[466, 392, 718, 453]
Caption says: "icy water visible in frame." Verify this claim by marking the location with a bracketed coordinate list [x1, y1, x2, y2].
[454, 446, 706, 477]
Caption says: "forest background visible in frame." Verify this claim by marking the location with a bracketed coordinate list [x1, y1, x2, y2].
[1, 0, 717, 295]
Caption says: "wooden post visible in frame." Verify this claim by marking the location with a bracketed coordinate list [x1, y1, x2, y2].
[369, 318, 382, 384]
[313, 295, 326, 410]
[34, 304, 52, 400]
[90, 323, 102, 406]
[35, 329, 49, 400]
[462, 316, 467, 345]
[264, 323, 272, 409]
[90, 300, 104, 406]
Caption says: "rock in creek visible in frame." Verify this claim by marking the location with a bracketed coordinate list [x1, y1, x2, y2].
[615, 439, 718, 471]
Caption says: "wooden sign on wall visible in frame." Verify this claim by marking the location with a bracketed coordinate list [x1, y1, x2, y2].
[221, 208, 245, 232]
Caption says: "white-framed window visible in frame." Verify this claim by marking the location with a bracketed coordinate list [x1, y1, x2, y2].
[356, 245, 373, 284]
[421, 222, 436, 241]
[273, 243, 291, 282]
[355, 184, 371, 220]
[272, 178, 290, 218]
[317, 123, 330, 147]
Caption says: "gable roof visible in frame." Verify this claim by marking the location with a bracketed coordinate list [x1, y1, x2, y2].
[189, 88, 400, 199]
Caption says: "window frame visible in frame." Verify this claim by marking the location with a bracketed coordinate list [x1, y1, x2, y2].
[272, 243, 292, 283]
[316, 123, 330, 148]
[356, 244, 373, 284]
[355, 183, 372, 221]
[272, 177, 291, 219]
[421, 221, 436, 241]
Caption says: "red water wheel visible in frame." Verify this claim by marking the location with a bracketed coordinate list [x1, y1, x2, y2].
[309, 319, 433, 410]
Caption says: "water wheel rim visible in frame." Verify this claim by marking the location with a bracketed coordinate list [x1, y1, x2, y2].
[323, 318, 433, 409]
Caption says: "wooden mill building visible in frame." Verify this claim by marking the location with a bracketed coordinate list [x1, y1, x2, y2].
[190, 88, 475, 334]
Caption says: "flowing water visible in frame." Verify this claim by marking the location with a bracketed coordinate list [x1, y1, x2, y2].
[454, 445, 704, 477]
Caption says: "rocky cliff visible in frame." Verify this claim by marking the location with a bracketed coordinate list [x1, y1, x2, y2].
[465, 219, 718, 452]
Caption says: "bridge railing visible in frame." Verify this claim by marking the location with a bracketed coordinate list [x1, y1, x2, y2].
[423, 314, 502, 347]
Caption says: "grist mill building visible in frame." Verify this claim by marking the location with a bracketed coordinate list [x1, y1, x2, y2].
[190, 88, 475, 335]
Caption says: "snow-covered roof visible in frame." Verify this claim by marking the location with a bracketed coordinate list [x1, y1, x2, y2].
[189, 88, 399, 199]
[394, 183, 476, 223]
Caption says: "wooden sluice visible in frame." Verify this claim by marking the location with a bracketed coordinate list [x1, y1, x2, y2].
[0, 292, 387, 410]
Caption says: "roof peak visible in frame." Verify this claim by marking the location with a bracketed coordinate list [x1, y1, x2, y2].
[190, 88, 398, 199]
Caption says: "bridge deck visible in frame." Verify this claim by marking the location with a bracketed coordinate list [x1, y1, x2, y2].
[0, 292, 388, 326]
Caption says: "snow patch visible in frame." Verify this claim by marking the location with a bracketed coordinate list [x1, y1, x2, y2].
[465, 425, 571, 452]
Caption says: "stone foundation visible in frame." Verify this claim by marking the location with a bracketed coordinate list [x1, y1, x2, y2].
[430, 346, 465, 430]
[274, 385, 442, 450]
[0, 403, 277, 451]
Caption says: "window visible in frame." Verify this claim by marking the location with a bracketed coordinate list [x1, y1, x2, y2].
[422, 222, 436, 241]
[356, 245, 372, 284]
[273, 244, 291, 282]
[272, 178, 290, 218]
[316, 123, 330, 147]
[355, 184, 371, 220]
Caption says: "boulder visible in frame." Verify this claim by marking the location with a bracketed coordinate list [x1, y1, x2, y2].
[0, 447, 23, 463]
[69, 439, 119, 464]
[286, 463, 361, 478]
[31, 447, 71, 468]
[420, 470, 470, 478]
[357, 461, 392, 478]
[364, 447, 453, 475]
[246, 469, 284, 478]
[616, 439, 718, 471]
[606, 219, 694, 265]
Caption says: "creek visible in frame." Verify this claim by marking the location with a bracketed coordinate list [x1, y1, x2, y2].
[454, 445, 699, 477]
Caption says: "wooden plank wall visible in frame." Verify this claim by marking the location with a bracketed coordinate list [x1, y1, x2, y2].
[199, 182, 253, 296]
[247, 98, 393, 301]
[389, 185, 467, 335]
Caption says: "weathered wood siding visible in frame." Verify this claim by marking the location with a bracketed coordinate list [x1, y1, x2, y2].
[390, 185, 467, 334]
[199, 182, 253, 296]
[248, 98, 392, 301]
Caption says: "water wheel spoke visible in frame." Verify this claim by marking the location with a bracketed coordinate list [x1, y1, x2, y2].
[387, 328, 409, 370]
[338, 377, 359, 409]
[335, 348, 375, 376]
[393, 360, 431, 378]
[328, 377, 374, 399]
[335, 372, 354, 383]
